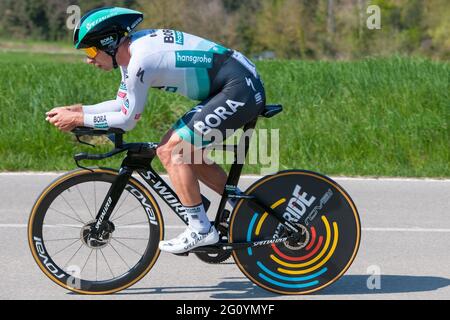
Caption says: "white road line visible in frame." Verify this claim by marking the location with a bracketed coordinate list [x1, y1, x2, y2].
[363, 227, 450, 233]
[239, 176, 450, 182]
[3, 224, 450, 232]
[0, 224, 29, 228]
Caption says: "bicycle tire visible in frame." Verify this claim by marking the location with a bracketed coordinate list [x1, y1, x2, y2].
[229, 170, 361, 295]
[28, 168, 164, 294]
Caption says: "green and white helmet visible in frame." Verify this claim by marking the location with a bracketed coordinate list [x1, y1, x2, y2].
[73, 7, 143, 66]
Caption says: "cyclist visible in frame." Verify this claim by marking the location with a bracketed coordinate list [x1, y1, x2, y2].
[45, 7, 266, 254]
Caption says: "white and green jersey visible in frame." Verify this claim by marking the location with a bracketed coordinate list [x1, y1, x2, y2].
[83, 29, 257, 131]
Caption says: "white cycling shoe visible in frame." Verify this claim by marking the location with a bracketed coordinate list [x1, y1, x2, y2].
[159, 226, 220, 254]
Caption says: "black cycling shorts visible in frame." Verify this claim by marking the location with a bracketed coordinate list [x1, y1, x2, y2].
[173, 53, 266, 147]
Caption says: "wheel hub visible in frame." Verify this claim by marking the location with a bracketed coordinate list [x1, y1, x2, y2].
[81, 220, 115, 249]
[283, 224, 310, 251]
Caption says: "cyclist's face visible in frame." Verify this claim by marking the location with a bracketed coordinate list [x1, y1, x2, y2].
[86, 50, 113, 71]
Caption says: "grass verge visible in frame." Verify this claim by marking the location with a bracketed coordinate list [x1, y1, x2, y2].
[0, 53, 448, 177]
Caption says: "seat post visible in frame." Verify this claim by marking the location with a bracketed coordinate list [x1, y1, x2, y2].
[226, 118, 258, 186]
[214, 118, 258, 226]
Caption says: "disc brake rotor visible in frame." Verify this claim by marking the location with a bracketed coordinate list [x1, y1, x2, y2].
[282, 224, 310, 251]
[81, 220, 115, 249]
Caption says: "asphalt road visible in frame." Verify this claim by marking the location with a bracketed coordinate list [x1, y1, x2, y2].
[0, 173, 449, 300]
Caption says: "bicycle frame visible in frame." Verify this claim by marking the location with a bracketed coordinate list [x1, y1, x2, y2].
[76, 117, 299, 253]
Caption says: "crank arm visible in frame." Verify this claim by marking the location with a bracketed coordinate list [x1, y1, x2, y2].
[187, 236, 292, 254]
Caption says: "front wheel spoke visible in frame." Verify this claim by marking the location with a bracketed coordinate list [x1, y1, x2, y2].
[81, 249, 94, 274]
[93, 182, 97, 218]
[111, 238, 143, 257]
[95, 250, 98, 281]
[61, 193, 86, 225]
[110, 191, 130, 221]
[109, 243, 131, 269]
[51, 239, 82, 258]
[111, 205, 142, 222]
[45, 237, 81, 242]
[76, 185, 94, 220]
[113, 237, 149, 241]
[48, 207, 85, 225]
[100, 249, 115, 279]
[115, 221, 149, 228]
[44, 224, 83, 230]
[63, 243, 85, 270]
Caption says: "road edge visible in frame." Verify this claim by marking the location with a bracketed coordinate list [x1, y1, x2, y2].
[1, 172, 449, 182]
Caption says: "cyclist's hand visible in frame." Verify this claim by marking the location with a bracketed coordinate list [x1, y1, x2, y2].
[46, 108, 84, 132]
[46, 104, 83, 118]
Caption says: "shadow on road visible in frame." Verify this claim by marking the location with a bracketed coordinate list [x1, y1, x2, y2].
[123, 274, 450, 298]
[68, 275, 450, 298]
[115, 277, 278, 299]
[319, 275, 450, 295]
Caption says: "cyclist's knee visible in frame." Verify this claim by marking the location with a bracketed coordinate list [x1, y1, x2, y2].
[157, 143, 176, 167]
[156, 145, 169, 167]
[157, 134, 184, 167]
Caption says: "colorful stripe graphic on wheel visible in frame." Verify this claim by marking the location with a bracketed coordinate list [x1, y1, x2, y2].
[230, 170, 361, 295]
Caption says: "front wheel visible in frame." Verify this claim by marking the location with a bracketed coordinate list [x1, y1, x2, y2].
[229, 170, 361, 295]
[28, 168, 164, 294]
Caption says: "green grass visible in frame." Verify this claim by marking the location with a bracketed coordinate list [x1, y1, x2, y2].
[0, 38, 74, 51]
[0, 52, 448, 177]
[0, 51, 83, 64]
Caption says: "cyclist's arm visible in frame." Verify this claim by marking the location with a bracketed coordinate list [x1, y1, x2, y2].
[82, 69, 128, 114]
[83, 58, 152, 131]
[82, 100, 122, 114]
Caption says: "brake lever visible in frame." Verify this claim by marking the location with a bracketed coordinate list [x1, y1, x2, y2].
[75, 158, 94, 172]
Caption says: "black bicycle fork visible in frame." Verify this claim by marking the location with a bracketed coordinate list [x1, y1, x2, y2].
[93, 167, 132, 234]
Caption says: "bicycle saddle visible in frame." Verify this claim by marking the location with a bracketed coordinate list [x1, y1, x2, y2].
[261, 104, 283, 118]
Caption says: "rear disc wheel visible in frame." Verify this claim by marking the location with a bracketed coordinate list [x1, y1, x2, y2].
[230, 170, 361, 295]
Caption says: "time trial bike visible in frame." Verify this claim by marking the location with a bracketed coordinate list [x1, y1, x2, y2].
[28, 104, 361, 295]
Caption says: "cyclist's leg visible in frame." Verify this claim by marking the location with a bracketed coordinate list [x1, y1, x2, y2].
[157, 131, 202, 207]
[159, 129, 227, 196]
[191, 162, 228, 195]
[172, 64, 266, 197]
[158, 59, 266, 253]
[157, 133, 220, 253]
[158, 129, 222, 204]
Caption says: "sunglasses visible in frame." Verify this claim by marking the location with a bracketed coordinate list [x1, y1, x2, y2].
[82, 47, 99, 59]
